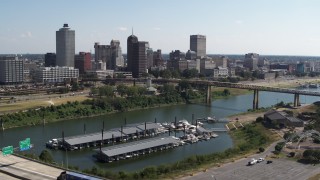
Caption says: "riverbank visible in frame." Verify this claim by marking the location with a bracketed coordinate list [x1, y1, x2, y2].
[245, 77, 320, 88]
[226, 103, 317, 125]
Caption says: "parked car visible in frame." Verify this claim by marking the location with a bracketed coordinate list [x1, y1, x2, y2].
[257, 158, 265, 163]
[267, 160, 273, 164]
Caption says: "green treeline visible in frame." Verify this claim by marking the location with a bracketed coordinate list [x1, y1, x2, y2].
[0, 84, 197, 129]
[79, 123, 273, 179]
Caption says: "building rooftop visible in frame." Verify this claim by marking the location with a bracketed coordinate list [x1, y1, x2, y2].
[99, 136, 180, 157]
[63, 122, 161, 146]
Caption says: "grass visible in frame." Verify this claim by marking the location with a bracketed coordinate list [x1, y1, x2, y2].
[212, 87, 251, 96]
[0, 95, 90, 113]
[308, 173, 320, 180]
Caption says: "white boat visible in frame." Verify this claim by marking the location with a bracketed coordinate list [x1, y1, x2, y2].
[46, 139, 59, 149]
[205, 116, 216, 123]
[179, 119, 191, 126]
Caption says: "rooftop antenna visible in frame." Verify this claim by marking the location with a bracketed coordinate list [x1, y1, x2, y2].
[132, 27, 133, 35]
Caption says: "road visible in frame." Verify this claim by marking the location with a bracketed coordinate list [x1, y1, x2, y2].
[181, 140, 320, 180]
[0, 154, 63, 180]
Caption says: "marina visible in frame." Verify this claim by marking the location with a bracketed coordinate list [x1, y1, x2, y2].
[95, 136, 181, 163]
[46, 122, 166, 151]
[46, 118, 221, 163]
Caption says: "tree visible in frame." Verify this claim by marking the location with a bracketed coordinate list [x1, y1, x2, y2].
[39, 150, 54, 163]
[178, 80, 191, 92]
[98, 86, 114, 97]
[160, 70, 172, 79]
[71, 82, 79, 91]
[126, 86, 138, 97]
[90, 87, 98, 96]
[256, 117, 264, 123]
[259, 147, 265, 152]
[117, 84, 127, 97]
[182, 69, 198, 79]
[223, 89, 230, 96]
[149, 69, 160, 78]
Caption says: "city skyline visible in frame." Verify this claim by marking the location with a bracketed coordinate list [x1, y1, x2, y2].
[1, 0, 320, 56]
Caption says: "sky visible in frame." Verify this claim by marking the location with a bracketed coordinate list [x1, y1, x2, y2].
[1, 0, 320, 56]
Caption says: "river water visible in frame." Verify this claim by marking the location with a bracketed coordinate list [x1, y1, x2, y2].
[1, 88, 320, 172]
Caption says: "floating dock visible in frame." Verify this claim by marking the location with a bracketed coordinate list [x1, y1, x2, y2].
[95, 136, 181, 162]
[49, 122, 165, 150]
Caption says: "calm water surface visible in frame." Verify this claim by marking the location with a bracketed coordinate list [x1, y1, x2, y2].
[1, 88, 319, 172]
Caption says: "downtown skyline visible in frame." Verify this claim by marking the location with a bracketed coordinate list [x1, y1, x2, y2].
[1, 0, 320, 56]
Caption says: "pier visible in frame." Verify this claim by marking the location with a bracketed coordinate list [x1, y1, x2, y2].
[48, 122, 165, 150]
[95, 136, 181, 162]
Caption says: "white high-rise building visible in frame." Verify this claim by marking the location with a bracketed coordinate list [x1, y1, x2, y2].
[0, 56, 24, 84]
[56, 24, 75, 67]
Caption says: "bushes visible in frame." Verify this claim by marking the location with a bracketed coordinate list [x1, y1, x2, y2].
[39, 150, 54, 163]
[302, 149, 320, 163]
[274, 142, 285, 153]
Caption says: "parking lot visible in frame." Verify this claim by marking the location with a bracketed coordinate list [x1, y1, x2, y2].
[182, 157, 319, 180]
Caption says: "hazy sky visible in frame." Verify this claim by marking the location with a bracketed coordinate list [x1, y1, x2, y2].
[1, 0, 320, 56]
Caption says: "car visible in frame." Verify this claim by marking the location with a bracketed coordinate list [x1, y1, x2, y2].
[248, 158, 257, 165]
[257, 158, 265, 163]
[267, 160, 273, 164]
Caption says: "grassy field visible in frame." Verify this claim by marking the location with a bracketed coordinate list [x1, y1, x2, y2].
[308, 173, 320, 180]
[0, 95, 90, 113]
[212, 87, 251, 96]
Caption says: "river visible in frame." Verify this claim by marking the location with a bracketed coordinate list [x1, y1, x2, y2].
[1, 88, 320, 172]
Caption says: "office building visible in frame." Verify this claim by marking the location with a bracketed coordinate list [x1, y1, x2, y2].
[56, 24, 75, 67]
[127, 34, 139, 72]
[35, 66, 79, 83]
[75, 52, 91, 74]
[44, 53, 56, 67]
[127, 34, 150, 78]
[94, 40, 124, 70]
[186, 50, 197, 60]
[147, 47, 154, 69]
[153, 49, 164, 66]
[94, 43, 109, 70]
[110, 40, 125, 69]
[213, 56, 228, 68]
[213, 67, 228, 78]
[244, 53, 259, 70]
[132, 41, 149, 77]
[0, 56, 24, 84]
[190, 35, 206, 58]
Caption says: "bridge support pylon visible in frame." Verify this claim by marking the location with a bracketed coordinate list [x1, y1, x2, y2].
[253, 89, 259, 110]
[206, 85, 212, 104]
[294, 93, 300, 107]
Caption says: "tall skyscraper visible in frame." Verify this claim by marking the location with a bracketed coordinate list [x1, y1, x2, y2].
[0, 56, 24, 84]
[127, 33, 150, 78]
[190, 35, 206, 58]
[56, 24, 75, 67]
[127, 34, 138, 72]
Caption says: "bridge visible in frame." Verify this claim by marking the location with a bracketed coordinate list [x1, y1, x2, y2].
[85, 78, 320, 109]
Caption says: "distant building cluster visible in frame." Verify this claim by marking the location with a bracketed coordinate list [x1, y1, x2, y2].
[2, 23, 320, 85]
